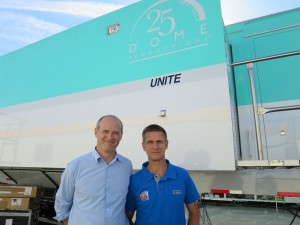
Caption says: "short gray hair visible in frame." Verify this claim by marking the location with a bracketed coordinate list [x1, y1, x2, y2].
[96, 115, 123, 133]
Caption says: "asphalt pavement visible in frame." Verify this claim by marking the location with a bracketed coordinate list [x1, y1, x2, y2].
[200, 202, 300, 225]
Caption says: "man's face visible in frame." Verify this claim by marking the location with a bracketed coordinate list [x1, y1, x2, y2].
[142, 131, 168, 162]
[95, 117, 123, 154]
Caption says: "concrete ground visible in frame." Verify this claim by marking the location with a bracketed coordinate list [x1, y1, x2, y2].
[39, 201, 300, 225]
[201, 202, 300, 225]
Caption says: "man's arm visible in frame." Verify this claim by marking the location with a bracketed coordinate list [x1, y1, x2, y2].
[62, 219, 69, 225]
[186, 201, 200, 225]
[54, 165, 74, 223]
[126, 211, 135, 225]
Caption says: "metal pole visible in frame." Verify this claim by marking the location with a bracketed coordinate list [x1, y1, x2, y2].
[246, 63, 263, 160]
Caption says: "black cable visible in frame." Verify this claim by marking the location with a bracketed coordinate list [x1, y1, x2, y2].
[289, 204, 300, 225]
[198, 198, 213, 225]
[287, 204, 300, 218]
[202, 203, 213, 225]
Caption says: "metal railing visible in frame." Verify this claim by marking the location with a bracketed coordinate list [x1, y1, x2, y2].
[231, 50, 300, 161]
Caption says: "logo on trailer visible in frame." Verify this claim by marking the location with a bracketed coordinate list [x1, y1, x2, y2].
[150, 73, 181, 88]
[129, 0, 208, 63]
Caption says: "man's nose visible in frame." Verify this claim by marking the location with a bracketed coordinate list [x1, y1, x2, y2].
[153, 143, 159, 149]
[107, 132, 114, 140]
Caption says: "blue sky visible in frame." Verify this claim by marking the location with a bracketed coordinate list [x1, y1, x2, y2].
[1, 0, 300, 57]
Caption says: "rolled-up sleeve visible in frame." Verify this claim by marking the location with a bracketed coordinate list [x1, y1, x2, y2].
[54, 163, 75, 221]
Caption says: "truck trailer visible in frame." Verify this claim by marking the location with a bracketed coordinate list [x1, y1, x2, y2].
[0, 0, 300, 222]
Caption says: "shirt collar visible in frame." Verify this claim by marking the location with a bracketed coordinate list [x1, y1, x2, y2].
[92, 148, 121, 164]
[141, 159, 176, 181]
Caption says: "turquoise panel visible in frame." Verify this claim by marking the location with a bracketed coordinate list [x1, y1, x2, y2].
[0, 0, 226, 107]
[226, 8, 300, 106]
[254, 29, 300, 104]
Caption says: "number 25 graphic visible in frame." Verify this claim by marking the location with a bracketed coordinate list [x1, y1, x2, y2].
[147, 9, 175, 36]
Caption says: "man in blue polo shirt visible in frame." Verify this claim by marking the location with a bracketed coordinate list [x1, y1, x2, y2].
[126, 124, 200, 225]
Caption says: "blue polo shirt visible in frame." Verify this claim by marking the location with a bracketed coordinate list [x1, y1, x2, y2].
[126, 160, 200, 225]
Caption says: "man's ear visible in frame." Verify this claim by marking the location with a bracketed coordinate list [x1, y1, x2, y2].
[142, 142, 146, 151]
[94, 128, 97, 137]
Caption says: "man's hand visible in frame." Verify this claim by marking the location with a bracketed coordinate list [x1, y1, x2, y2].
[62, 219, 69, 225]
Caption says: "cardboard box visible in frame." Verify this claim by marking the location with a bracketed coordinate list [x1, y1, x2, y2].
[0, 185, 39, 198]
[0, 197, 39, 210]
